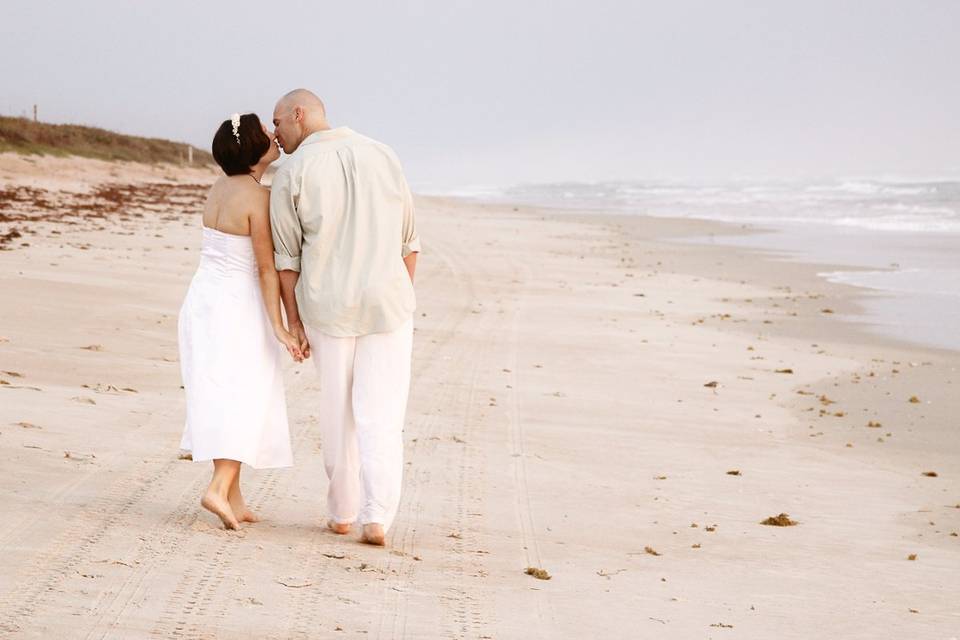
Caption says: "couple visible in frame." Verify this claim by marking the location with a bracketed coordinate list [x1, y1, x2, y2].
[177, 89, 421, 547]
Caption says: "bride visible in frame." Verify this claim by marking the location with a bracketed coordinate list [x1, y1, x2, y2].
[178, 113, 305, 529]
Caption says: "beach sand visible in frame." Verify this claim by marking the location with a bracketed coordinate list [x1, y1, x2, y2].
[0, 153, 957, 638]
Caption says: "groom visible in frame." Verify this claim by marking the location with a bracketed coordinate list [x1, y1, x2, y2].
[270, 89, 420, 546]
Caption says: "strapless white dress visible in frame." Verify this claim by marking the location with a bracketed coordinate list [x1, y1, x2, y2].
[177, 226, 293, 468]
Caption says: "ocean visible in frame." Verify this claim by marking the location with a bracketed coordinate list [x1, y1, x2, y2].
[429, 179, 960, 351]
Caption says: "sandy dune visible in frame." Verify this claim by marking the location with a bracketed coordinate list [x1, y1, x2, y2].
[0, 154, 957, 638]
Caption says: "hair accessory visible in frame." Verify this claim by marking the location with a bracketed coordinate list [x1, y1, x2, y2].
[230, 113, 241, 144]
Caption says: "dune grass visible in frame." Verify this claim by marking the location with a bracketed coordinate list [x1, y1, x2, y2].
[0, 115, 213, 165]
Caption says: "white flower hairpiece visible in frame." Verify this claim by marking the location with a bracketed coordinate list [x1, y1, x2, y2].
[230, 113, 241, 144]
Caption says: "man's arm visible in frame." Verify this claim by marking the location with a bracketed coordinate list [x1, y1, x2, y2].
[399, 166, 421, 283]
[270, 167, 310, 358]
[278, 270, 309, 358]
[403, 252, 417, 283]
[277, 270, 301, 325]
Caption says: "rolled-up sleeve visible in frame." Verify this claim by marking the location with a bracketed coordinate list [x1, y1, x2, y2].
[399, 173, 421, 258]
[269, 166, 302, 272]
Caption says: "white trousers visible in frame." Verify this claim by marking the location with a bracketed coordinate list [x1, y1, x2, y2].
[305, 316, 413, 532]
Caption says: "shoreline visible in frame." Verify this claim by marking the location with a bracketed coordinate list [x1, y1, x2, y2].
[431, 192, 960, 356]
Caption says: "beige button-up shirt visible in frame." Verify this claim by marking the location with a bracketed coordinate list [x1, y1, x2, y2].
[270, 127, 421, 337]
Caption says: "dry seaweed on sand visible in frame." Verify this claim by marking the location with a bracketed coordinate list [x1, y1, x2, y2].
[64, 451, 96, 461]
[908, 395, 921, 403]
[760, 513, 797, 526]
[276, 577, 313, 588]
[726, 469, 741, 476]
[921, 471, 938, 477]
[644, 546, 661, 556]
[524, 567, 551, 580]
[596, 568, 626, 578]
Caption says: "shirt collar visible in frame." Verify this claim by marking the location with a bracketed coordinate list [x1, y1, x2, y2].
[300, 126, 354, 147]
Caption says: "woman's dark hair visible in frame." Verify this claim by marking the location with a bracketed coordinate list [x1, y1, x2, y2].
[211, 113, 271, 176]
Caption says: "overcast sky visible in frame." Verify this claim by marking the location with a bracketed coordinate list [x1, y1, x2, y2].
[2, 0, 958, 188]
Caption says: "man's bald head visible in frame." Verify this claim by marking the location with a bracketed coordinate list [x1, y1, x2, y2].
[277, 88, 326, 116]
[272, 88, 330, 154]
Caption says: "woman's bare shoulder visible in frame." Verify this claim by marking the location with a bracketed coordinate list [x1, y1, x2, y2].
[212, 176, 265, 202]
[249, 181, 270, 203]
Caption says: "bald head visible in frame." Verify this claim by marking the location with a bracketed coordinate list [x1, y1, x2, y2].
[272, 88, 330, 154]
[277, 88, 326, 116]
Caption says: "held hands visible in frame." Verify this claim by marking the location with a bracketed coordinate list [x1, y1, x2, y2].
[290, 321, 311, 360]
[275, 323, 310, 363]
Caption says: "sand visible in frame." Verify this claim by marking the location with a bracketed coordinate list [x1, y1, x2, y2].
[0, 153, 957, 638]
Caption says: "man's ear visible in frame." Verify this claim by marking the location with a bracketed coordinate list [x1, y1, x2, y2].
[294, 106, 304, 122]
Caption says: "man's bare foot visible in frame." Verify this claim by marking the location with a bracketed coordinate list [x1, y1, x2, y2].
[360, 523, 385, 546]
[201, 491, 239, 530]
[327, 519, 352, 535]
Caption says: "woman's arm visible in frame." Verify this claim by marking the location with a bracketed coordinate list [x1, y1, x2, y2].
[250, 190, 304, 362]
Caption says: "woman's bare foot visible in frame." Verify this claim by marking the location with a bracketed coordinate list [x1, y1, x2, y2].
[234, 506, 260, 523]
[228, 495, 259, 523]
[360, 523, 385, 546]
[201, 490, 239, 530]
[327, 519, 352, 535]
[227, 473, 258, 523]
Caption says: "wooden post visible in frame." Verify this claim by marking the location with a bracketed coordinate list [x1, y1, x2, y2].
[187, 145, 193, 165]
[33, 104, 37, 122]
